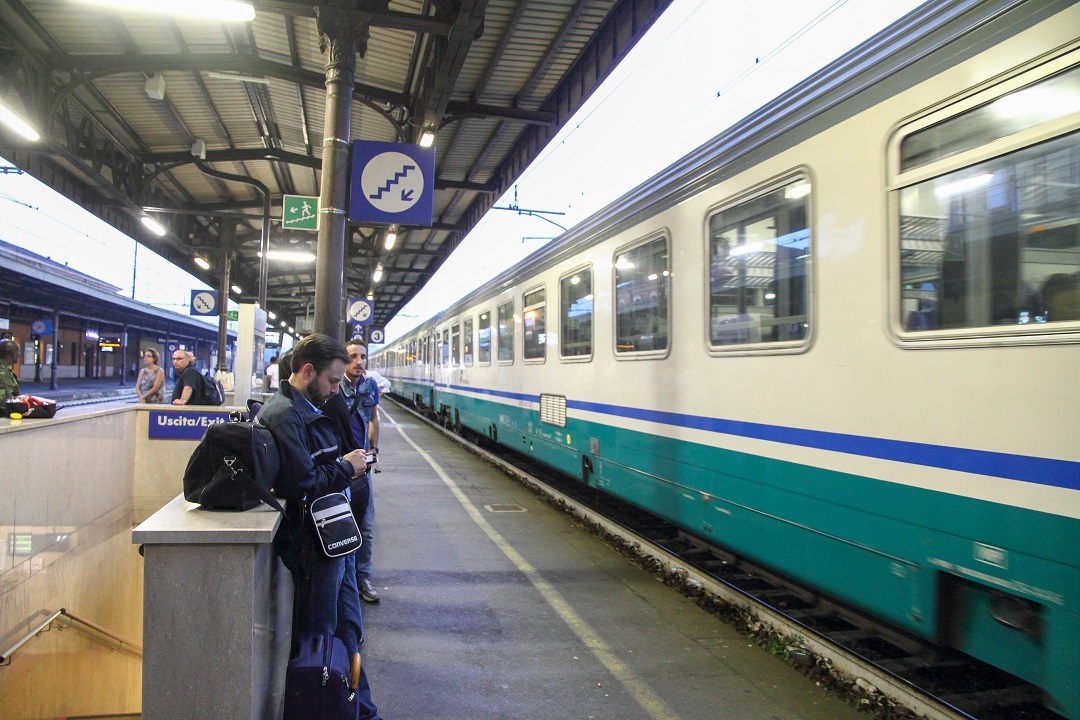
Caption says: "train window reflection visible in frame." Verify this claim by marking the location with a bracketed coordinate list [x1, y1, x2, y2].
[615, 236, 670, 355]
[707, 180, 811, 347]
[523, 287, 546, 361]
[451, 323, 461, 366]
[899, 131, 1080, 331]
[478, 311, 491, 364]
[560, 267, 593, 358]
[497, 301, 514, 363]
[901, 66, 1080, 172]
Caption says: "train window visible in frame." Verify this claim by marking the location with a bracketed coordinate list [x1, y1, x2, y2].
[707, 179, 810, 347]
[560, 266, 592, 360]
[523, 286, 546, 361]
[901, 66, 1080, 172]
[478, 310, 491, 364]
[497, 300, 514, 363]
[894, 60, 1080, 339]
[451, 323, 461, 366]
[614, 235, 670, 356]
[440, 328, 449, 367]
[463, 318, 474, 366]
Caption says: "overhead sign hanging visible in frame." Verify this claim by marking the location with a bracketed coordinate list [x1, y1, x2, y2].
[282, 194, 319, 231]
[348, 141, 434, 227]
[190, 289, 219, 316]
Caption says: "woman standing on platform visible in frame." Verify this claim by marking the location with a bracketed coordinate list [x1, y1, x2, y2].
[137, 348, 166, 404]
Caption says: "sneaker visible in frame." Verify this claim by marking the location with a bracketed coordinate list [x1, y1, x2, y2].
[359, 578, 381, 603]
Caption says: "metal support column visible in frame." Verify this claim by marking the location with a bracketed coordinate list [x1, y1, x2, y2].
[314, 6, 381, 340]
[217, 218, 237, 374]
[50, 308, 59, 391]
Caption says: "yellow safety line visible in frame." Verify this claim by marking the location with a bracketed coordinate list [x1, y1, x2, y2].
[383, 406, 680, 720]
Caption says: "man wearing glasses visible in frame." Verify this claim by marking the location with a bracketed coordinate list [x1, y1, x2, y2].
[170, 350, 202, 405]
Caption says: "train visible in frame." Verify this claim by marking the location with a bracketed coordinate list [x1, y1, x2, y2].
[372, 1, 1080, 716]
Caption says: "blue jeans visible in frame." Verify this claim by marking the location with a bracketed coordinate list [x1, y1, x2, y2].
[354, 473, 375, 582]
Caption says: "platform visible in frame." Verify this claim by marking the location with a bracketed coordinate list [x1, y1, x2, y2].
[359, 401, 862, 720]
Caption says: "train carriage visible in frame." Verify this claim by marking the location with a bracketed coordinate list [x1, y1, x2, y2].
[375, 1, 1080, 716]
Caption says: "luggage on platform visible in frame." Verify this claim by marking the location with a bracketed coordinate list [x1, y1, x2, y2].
[283, 632, 358, 720]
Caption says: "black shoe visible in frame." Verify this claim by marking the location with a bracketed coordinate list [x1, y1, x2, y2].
[359, 578, 381, 603]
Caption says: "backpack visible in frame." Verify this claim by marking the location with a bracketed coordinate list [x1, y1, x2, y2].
[183, 419, 281, 511]
[199, 371, 225, 406]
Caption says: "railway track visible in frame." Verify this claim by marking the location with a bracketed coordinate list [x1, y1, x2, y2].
[391, 397, 1064, 720]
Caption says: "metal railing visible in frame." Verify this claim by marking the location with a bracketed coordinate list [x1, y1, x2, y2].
[0, 608, 142, 665]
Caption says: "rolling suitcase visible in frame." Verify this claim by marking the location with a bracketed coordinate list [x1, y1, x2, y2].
[283, 632, 357, 720]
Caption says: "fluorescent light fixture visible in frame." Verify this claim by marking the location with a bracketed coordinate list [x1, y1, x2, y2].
[140, 216, 167, 236]
[935, 173, 994, 198]
[78, 0, 255, 21]
[268, 311, 276, 320]
[288, 326, 295, 333]
[419, 130, 435, 148]
[206, 71, 271, 85]
[231, 285, 242, 294]
[257, 250, 317, 262]
[373, 264, 383, 283]
[0, 100, 41, 141]
[384, 227, 397, 250]
[279, 321, 286, 328]
[194, 256, 211, 270]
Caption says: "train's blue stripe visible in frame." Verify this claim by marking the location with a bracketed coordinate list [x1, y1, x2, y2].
[398, 379, 1079, 491]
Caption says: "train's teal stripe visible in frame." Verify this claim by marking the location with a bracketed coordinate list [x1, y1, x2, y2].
[400, 378, 1080, 492]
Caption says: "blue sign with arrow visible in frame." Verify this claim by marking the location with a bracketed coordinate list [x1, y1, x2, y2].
[348, 141, 434, 227]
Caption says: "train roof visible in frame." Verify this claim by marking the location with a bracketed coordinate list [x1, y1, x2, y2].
[389, 0, 1071, 342]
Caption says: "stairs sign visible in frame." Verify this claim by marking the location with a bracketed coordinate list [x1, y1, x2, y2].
[349, 141, 435, 226]
[282, 195, 319, 231]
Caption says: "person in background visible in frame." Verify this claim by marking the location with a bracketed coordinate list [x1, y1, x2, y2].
[266, 354, 280, 392]
[254, 334, 380, 720]
[171, 350, 201, 405]
[137, 348, 166, 403]
[340, 340, 382, 603]
[0, 339, 20, 403]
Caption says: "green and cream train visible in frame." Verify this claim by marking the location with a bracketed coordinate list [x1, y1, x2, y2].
[374, 0, 1080, 715]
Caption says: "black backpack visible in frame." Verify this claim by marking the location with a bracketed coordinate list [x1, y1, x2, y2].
[199, 371, 225, 406]
[183, 419, 281, 511]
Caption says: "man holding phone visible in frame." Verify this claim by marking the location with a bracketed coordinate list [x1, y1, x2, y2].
[340, 339, 382, 603]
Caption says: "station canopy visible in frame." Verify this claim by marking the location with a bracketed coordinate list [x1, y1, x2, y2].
[0, 0, 671, 334]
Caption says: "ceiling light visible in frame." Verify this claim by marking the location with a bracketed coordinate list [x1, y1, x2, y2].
[0, 100, 41, 142]
[257, 250, 317, 262]
[194, 256, 211, 270]
[384, 227, 397, 250]
[206, 71, 271, 85]
[140, 216, 167, 236]
[77, 0, 255, 21]
[287, 326, 294, 333]
[279, 321, 286, 328]
[231, 285, 242, 294]
[268, 311, 276, 320]
[373, 264, 383, 283]
[419, 130, 435, 148]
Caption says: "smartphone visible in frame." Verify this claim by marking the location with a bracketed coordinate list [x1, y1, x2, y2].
[365, 453, 376, 464]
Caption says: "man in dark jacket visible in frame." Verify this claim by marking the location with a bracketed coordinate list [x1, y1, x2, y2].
[256, 334, 380, 719]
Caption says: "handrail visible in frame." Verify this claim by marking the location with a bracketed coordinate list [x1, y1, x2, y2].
[0, 608, 142, 665]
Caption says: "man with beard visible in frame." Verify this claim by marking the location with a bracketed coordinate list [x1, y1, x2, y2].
[256, 333, 380, 719]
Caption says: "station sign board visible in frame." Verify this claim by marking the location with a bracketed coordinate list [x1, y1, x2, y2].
[282, 194, 319, 231]
[348, 141, 434, 227]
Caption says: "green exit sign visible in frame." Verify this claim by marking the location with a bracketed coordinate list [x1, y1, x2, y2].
[228, 310, 238, 321]
[282, 194, 319, 231]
